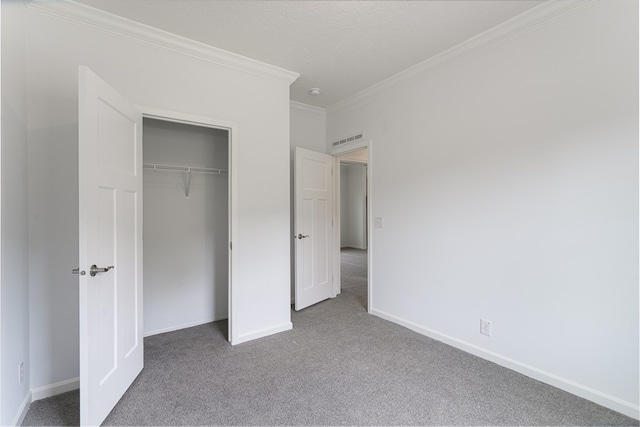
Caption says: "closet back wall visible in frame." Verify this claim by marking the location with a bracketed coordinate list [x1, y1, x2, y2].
[143, 118, 229, 336]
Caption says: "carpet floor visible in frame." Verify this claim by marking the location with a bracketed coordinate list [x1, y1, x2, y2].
[339, 247, 368, 309]
[22, 249, 638, 426]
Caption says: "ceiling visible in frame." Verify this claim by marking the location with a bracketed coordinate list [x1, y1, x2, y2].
[73, 0, 544, 108]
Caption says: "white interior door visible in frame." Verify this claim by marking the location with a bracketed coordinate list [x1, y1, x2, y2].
[78, 66, 143, 426]
[294, 147, 334, 310]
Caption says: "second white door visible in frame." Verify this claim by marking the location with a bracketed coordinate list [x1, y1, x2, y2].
[294, 147, 334, 310]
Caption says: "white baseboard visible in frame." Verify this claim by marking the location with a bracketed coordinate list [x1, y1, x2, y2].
[232, 321, 293, 345]
[144, 315, 228, 337]
[31, 377, 80, 401]
[12, 390, 32, 427]
[371, 308, 640, 420]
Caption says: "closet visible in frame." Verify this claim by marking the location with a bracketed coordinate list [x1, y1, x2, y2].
[142, 118, 229, 337]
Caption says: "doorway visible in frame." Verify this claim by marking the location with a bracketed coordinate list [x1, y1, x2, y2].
[142, 116, 231, 339]
[336, 147, 369, 310]
[292, 142, 372, 313]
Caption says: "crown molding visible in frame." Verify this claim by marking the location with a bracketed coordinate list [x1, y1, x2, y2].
[327, 0, 598, 115]
[290, 101, 326, 116]
[25, 0, 300, 85]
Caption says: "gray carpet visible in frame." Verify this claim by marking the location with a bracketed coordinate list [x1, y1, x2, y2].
[340, 247, 368, 309]
[22, 249, 638, 426]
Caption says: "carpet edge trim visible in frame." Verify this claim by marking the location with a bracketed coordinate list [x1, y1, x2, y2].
[144, 315, 228, 337]
[31, 377, 80, 401]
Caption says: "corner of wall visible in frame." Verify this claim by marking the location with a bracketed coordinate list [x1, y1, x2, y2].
[1, 0, 31, 425]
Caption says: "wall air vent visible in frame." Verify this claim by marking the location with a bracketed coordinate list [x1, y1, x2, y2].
[332, 132, 365, 147]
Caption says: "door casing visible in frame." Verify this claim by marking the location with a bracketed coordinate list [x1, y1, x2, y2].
[137, 106, 239, 343]
[330, 140, 373, 313]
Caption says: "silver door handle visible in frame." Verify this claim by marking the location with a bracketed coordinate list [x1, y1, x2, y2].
[90, 264, 114, 277]
[72, 268, 86, 276]
[297, 234, 309, 239]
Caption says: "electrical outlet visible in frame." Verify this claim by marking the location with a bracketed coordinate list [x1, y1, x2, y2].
[18, 362, 24, 386]
[375, 217, 384, 228]
[480, 319, 492, 336]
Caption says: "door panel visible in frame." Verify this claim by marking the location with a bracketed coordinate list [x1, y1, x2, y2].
[119, 190, 139, 357]
[295, 147, 334, 310]
[79, 66, 143, 426]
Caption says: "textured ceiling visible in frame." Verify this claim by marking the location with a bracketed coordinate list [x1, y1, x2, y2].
[73, 0, 544, 108]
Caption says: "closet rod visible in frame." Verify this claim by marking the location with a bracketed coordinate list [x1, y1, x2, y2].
[143, 163, 227, 175]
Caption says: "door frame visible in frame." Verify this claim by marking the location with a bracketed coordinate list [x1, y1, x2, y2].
[137, 106, 238, 342]
[330, 140, 373, 314]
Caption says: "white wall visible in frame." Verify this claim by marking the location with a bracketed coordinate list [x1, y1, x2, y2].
[143, 118, 228, 336]
[290, 102, 326, 152]
[340, 163, 367, 249]
[338, 149, 368, 163]
[1, 1, 30, 424]
[327, 0, 638, 418]
[27, 4, 294, 391]
[290, 102, 326, 298]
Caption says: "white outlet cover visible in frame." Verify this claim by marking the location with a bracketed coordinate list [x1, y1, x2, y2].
[480, 319, 492, 336]
[375, 217, 384, 228]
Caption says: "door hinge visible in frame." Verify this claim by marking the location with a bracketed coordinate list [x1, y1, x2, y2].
[230, 241, 232, 250]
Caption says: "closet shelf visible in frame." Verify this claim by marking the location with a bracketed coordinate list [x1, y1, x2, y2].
[143, 163, 228, 175]
[144, 163, 227, 199]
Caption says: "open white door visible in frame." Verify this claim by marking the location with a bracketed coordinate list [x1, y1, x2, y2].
[78, 66, 143, 426]
[294, 147, 334, 310]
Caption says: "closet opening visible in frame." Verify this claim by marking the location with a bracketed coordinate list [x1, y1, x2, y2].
[142, 117, 230, 340]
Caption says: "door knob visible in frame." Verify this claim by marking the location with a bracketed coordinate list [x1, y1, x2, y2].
[90, 264, 114, 277]
[72, 268, 86, 276]
[297, 234, 309, 239]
